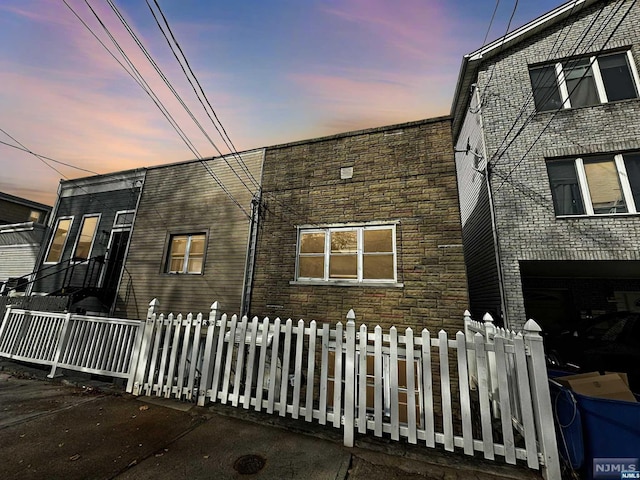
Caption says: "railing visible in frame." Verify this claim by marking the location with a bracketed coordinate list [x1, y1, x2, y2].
[0, 299, 560, 479]
[0, 305, 144, 391]
[132, 300, 561, 480]
[2, 255, 105, 300]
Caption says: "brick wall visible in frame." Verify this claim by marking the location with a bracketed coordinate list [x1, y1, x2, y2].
[250, 118, 469, 333]
[474, 0, 640, 328]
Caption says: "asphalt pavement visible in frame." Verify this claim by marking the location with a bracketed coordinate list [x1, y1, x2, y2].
[0, 360, 542, 480]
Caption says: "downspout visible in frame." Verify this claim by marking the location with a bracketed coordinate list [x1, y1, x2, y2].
[240, 148, 265, 317]
[475, 85, 508, 326]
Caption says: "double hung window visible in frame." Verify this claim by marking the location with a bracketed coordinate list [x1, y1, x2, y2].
[529, 50, 640, 112]
[72, 214, 100, 261]
[297, 225, 396, 283]
[45, 217, 73, 263]
[166, 233, 206, 274]
[547, 152, 640, 216]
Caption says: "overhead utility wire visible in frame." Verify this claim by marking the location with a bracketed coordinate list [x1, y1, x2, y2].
[484, 0, 586, 168]
[0, 127, 143, 218]
[70, 0, 249, 218]
[146, 0, 260, 190]
[494, 0, 636, 193]
[478, 0, 519, 101]
[146, 0, 319, 227]
[105, 0, 254, 215]
[491, 0, 629, 178]
[107, 0, 255, 196]
[0, 133, 99, 175]
[481, 1, 502, 51]
[67, 0, 200, 157]
[489, 0, 619, 170]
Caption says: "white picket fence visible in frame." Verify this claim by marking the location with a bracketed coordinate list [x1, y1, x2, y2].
[131, 299, 560, 479]
[0, 305, 144, 392]
[0, 300, 560, 479]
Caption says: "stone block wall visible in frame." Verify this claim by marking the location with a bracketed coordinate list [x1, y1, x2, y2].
[250, 117, 469, 334]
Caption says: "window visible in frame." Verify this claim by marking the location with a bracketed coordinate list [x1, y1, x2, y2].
[45, 217, 73, 263]
[297, 225, 396, 283]
[113, 210, 135, 228]
[166, 233, 206, 274]
[72, 214, 100, 261]
[28, 210, 42, 223]
[529, 50, 640, 112]
[547, 152, 640, 216]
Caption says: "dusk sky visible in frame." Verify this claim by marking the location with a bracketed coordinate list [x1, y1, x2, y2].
[1, 0, 563, 206]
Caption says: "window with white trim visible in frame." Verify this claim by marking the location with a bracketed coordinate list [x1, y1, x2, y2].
[45, 217, 73, 263]
[529, 50, 640, 112]
[113, 210, 135, 228]
[72, 214, 100, 261]
[547, 152, 640, 216]
[297, 225, 397, 283]
[166, 233, 206, 274]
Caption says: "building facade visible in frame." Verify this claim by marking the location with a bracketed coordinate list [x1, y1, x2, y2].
[452, 0, 640, 330]
[250, 118, 468, 332]
[0, 192, 52, 294]
[116, 150, 264, 320]
[31, 170, 146, 314]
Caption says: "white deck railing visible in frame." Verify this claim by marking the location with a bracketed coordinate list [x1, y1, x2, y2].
[0, 305, 144, 392]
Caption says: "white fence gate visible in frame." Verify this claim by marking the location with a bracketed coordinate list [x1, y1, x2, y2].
[131, 300, 560, 480]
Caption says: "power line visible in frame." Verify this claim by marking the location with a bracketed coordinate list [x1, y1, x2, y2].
[489, 0, 622, 170]
[494, 0, 636, 193]
[0, 130, 99, 175]
[146, 0, 261, 191]
[102, 0, 252, 217]
[66, 0, 250, 219]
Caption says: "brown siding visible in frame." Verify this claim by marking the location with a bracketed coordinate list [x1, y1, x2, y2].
[118, 150, 263, 320]
[250, 118, 468, 333]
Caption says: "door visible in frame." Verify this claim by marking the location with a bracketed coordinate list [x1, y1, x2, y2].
[102, 230, 130, 296]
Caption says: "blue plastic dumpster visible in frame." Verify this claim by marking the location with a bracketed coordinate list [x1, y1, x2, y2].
[549, 371, 640, 479]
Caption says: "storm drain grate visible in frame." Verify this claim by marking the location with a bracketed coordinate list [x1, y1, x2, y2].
[233, 454, 266, 475]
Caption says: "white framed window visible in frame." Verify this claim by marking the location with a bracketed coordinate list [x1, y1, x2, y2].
[166, 233, 206, 274]
[113, 210, 135, 229]
[71, 214, 101, 261]
[547, 152, 640, 216]
[529, 50, 640, 112]
[44, 216, 74, 264]
[296, 224, 397, 283]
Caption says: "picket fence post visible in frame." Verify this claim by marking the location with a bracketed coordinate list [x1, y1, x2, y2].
[198, 301, 219, 406]
[47, 312, 72, 379]
[343, 309, 356, 447]
[462, 310, 476, 387]
[483, 313, 499, 416]
[131, 298, 160, 395]
[523, 319, 561, 480]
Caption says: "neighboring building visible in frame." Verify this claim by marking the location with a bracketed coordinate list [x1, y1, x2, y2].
[451, 0, 640, 330]
[249, 118, 469, 332]
[0, 191, 51, 226]
[116, 149, 264, 321]
[0, 192, 52, 294]
[31, 169, 146, 314]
